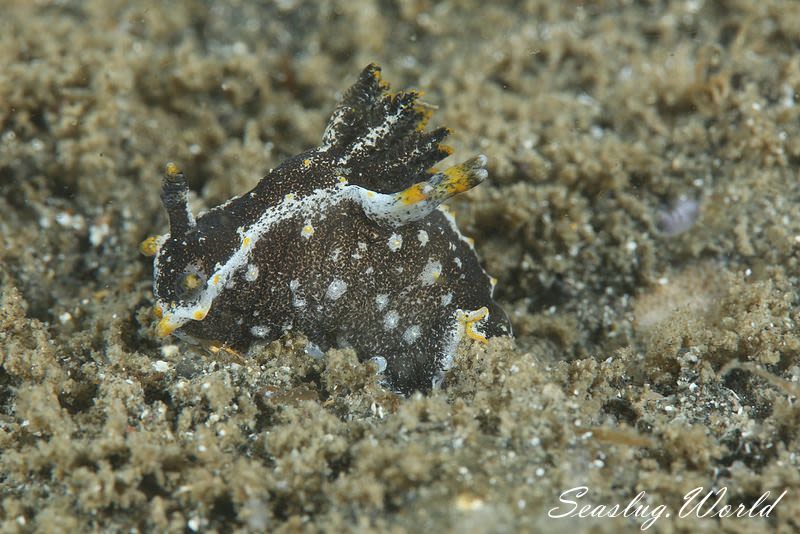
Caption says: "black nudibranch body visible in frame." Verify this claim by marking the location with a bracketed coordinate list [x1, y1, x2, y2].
[142, 64, 511, 393]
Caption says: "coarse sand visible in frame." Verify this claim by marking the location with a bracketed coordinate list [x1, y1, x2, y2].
[2, 1, 800, 532]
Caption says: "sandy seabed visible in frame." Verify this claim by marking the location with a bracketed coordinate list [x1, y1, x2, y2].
[2, 1, 800, 532]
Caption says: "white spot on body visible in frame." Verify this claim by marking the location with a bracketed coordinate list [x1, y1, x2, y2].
[250, 325, 270, 338]
[330, 247, 342, 261]
[375, 293, 389, 311]
[383, 310, 399, 331]
[454, 257, 462, 268]
[370, 356, 387, 373]
[417, 230, 429, 246]
[403, 325, 422, 345]
[326, 278, 348, 300]
[245, 264, 259, 282]
[290, 279, 306, 308]
[388, 233, 403, 252]
[441, 293, 453, 306]
[419, 259, 443, 286]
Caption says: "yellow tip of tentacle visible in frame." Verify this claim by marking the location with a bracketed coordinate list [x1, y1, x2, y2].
[156, 316, 177, 337]
[414, 101, 435, 131]
[139, 236, 161, 257]
[372, 67, 390, 90]
[460, 307, 489, 343]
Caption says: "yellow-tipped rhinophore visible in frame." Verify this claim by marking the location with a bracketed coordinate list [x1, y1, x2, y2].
[442, 165, 473, 195]
[165, 162, 181, 178]
[398, 183, 430, 205]
[358, 155, 489, 228]
[441, 155, 487, 194]
[398, 155, 488, 207]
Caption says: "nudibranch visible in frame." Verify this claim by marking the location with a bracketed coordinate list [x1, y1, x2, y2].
[141, 64, 511, 393]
